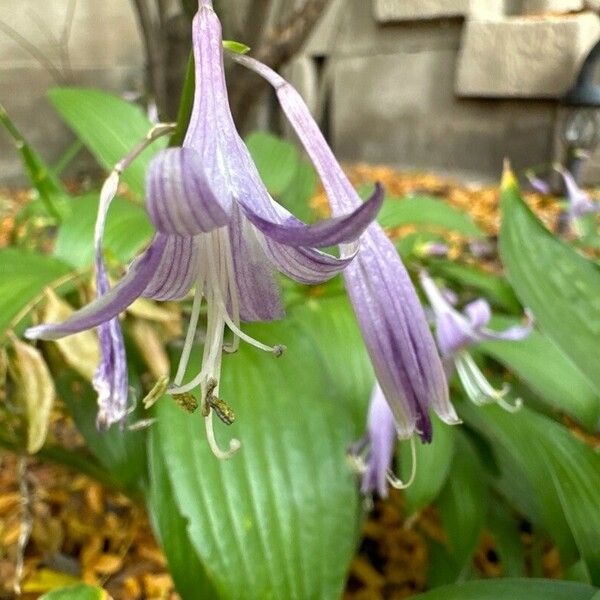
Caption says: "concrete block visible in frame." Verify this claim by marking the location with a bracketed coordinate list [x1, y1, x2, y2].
[330, 53, 555, 182]
[456, 13, 600, 98]
[373, 0, 505, 22]
[522, 0, 584, 13]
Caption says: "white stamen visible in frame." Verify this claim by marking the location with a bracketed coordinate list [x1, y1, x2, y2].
[455, 352, 523, 413]
[204, 410, 240, 459]
[387, 436, 417, 490]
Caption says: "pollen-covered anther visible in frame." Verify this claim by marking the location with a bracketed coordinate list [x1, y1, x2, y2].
[273, 344, 286, 358]
[208, 395, 236, 425]
[172, 391, 199, 414]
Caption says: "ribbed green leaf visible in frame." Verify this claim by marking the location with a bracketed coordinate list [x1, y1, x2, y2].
[480, 317, 600, 430]
[413, 579, 599, 600]
[48, 88, 165, 196]
[155, 321, 361, 600]
[378, 195, 484, 237]
[499, 173, 600, 396]
[40, 584, 108, 600]
[0, 249, 73, 336]
[54, 193, 153, 268]
[402, 416, 456, 515]
[487, 502, 526, 577]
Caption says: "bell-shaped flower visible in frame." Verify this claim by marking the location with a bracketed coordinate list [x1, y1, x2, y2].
[348, 383, 417, 498]
[419, 270, 533, 412]
[556, 165, 600, 220]
[232, 49, 459, 443]
[26, 0, 383, 457]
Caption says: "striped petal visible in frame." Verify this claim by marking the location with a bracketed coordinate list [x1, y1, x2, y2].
[25, 235, 167, 340]
[146, 147, 231, 236]
[142, 235, 200, 301]
[238, 54, 456, 439]
[228, 205, 284, 321]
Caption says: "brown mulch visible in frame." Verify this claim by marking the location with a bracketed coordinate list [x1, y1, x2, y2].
[0, 167, 583, 599]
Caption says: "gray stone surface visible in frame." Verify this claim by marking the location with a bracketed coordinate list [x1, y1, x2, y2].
[456, 13, 600, 98]
[373, 0, 505, 22]
[330, 52, 555, 182]
[0, 0, 143, 185]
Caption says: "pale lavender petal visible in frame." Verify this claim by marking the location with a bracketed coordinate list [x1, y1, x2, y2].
[146, 147, 231, 236]
[360, 383, 397, 498]
[237, 183, 384, 248]
[480, 310, 534, 343]
[238, 54, 457, 437]
[25, 235, 167, 340]
[526, 172, 551, 195]
[228, 205, 285, 321]
[559, 168, 599, 218]
[141, 235, 200, 301]
[464, 299, 492, 330]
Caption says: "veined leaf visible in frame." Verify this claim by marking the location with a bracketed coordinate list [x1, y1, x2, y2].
[499, 170, 600, 396]
[378, 195, 484, 238]
[412, 578, 599, 600]
[48, 88, 165, 196]
[54, 193, 153, 268]
[39, 584, 108, 600]
[480, 316, 600, 430]
[155, 320, 361, 600]
[0, 248, 73, 337]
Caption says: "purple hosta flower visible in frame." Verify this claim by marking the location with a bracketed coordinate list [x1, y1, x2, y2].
[419, 271, 533, 412]
[525, 170, 551, 195]
[233, 51, 460, 443]
[556, 166, 600, 221]
[348, 383, 416, 498]
[26, 0, 384, 458]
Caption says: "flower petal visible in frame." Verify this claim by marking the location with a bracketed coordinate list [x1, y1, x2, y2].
[557, 167, 599, 218]
[237, 183, 384, 248]
[146, 147, 231, 236]
[361, 383, 397, 498]
[228, 206, 285, 321]
[480, 310, 534, 343]
[142, 235, 200, 301]
[25, 235, 167, 340]
[464, 299, 492, 330]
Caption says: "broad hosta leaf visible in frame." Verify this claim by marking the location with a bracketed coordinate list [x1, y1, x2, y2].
[279, 160, 317, 223]
[155, 321, 361, 600]
[146, 430, 217, 600]
[48, 88, 165, 196]
[0, 248, 73, 336]
[39, 584, 108, 600]
[289, 296, 374, 432]
[487, 502, 526, 577]
[428, 260, 521, 313]
[245, 131, 299, 195]
[378, 195, 484, 238]
[402, 416, 456, 515]
[413, 579, 599, 600]
[437, 433, 488, 578]
[462, 404, 600, 582]
[499, 170, 600, 396]
[57, 374, 148, 493]
[480, 316, 600, 430]
[54, 193, 153, 268]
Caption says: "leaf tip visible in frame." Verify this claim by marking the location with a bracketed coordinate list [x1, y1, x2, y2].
[501, 158, 518, 192]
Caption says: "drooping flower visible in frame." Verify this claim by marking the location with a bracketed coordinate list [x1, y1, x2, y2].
[348, 383, 415, 498]
[419, 270, 532, 412]
[232, 52, 459, 443]
[26, 0, 384, 457]
[555, 165, 600, 220]
[525, 170, 551, 196]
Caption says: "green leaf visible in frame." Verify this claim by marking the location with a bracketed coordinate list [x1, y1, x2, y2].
[245, 131, 300, 196]
[279, 160, 317, 223]
[146, 430, 218, 600]
[499, 173, 600, 396]
[487, 502, 526, 577]
[437, 433, 488, 578]
[57, 374, 147, 493]
[0, 104, 66, 221]
[402, 416, 455, 515]
[54, 193, 153, 268]
[428, 260, 521, 313]
[412, 579, 599, 600]
[0, 248, 73, 337]
[155, 320, 361, 600]
[40, 584, 108, 600]
[462, 404, 600, 581]
[378, 195, 485, 237]
[222, 40, 250, 54]
[48, 88, 165, 196]
[480, 317, 600, 430]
